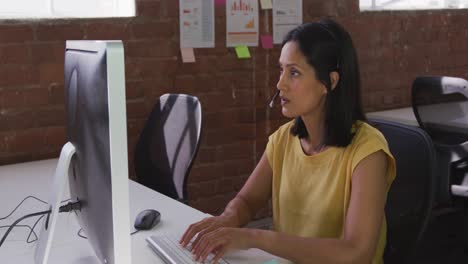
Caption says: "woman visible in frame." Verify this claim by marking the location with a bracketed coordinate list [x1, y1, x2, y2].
[180, 18, 396, 264]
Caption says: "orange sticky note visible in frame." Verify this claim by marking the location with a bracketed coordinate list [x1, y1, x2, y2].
[181, 48, 195, 63]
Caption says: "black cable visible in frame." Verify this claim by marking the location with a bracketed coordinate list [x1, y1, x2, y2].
[0, 214, 45, 243]
[59, 201, 81, 213]
[26, 214, 46, 243]
[77, 228, 87, 239]
[76, 228, 140, 240]
[0, 195, 49, 245]
[0, 225, 38, 242]
[4, 199, 139, 242]
[0, 210, 51, 248]
[0, 195, 70, 222]
[0, 196, 47, 220]
[0, 196, 74, 246]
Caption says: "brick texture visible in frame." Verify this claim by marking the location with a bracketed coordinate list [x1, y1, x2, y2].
[0, 0, 467, 215]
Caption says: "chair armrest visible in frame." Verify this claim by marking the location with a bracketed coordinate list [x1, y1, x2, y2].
[452, 171, 468, 198]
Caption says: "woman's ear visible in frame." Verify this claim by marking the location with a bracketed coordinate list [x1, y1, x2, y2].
[330, 71, 340, 90]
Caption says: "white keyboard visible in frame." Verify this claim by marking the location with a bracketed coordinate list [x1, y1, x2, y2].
[146, 235, 230, 264]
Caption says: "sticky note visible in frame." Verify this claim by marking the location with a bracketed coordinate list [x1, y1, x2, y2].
[235, 46, 251, 59]
[262, 260, 279, 264]
[260, 0, 273, 9]
[215, 0, 226, 6]
[261, 35, 274, 49]
[181, 48, 195, 63]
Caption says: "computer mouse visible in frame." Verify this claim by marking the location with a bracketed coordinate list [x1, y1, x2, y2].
[134, 209, 161, 230]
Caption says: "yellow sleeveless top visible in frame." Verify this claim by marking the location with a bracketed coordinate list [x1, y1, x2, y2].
[266, 120, 396, 264]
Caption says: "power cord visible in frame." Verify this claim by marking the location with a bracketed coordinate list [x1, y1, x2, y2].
[62, 201, 141, 240]
[58, 201, 81, 213]
[0, 214, 46, 243]
[0, 195, 49, 244]
[77, 228, 140, 239]
[0, 195, 74, 247]
[0, 195, 47, 220]
[0, 214, 47, 243]
[1, 197, 140, 245]
[0, 210, 51, 247]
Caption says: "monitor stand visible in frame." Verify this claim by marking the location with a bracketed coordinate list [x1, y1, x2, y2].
[34, 142, 76, 264]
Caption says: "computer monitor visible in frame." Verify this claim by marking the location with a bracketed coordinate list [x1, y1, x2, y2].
[34, 40, 131, 264]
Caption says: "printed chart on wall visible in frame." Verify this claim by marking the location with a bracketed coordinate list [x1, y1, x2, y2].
[273, 0, 302, 44]
[226, 0, 259, 47]
[179, 0, 215, 48]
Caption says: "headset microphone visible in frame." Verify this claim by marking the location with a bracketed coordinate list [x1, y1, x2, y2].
[268, 90, 280, 108]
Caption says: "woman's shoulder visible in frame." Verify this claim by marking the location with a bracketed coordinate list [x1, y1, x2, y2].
[266, 120, 295, 161]
[352, 121, 388, 147]
[269, 119, 295, 141]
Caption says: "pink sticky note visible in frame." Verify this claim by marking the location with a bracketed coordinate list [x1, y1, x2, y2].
[181, 48, 195, 63]
[261, 35, 274, 49]
[215, 0, 226, 6]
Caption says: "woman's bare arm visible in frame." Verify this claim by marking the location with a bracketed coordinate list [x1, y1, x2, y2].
[220, 152, 273, 226]
[246, 150, 389, 264]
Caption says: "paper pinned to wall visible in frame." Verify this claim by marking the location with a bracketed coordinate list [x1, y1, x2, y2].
[226, 0, 259, 47]
[260, 0, 273, 9]
[181, 47, 196, 63]
[179, 0, 215, 48]
[273, 0, 302, 44]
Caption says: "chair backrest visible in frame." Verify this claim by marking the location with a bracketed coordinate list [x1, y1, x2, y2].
[134, 94, 202, 202]
[369, 119, 436, 264]
[412, 76, 468, 145]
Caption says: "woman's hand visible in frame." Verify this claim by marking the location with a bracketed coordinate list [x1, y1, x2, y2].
[179, 215, 238, 249]
[192, 227, 254, 263]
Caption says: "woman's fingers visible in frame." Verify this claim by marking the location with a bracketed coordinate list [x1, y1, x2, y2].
[198, 236, 226, 262]
[190, 225, 214, 249]
[180, 217, 212, 247]
[194, 228, 227, 261]
[210, 247, 228, 264]
[190, 220, 227, 250]
[192, 227, 213, 256]
[180, 222, 200, 246]
[193, 227, 253, 262]
[192, 229, 209, 254]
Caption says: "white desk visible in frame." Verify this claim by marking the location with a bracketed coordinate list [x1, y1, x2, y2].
[366, 107, 419, 127]
[367, 104, 468, 136]
[0, 159, 288, 264]
[367, 106, 468, 198]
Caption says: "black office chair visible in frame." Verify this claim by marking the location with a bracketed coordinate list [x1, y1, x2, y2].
[411, 76, 468, 262]
[369, 119, 437, 264]
[412, 76, 468, 203]
[134, 94, 202, 203]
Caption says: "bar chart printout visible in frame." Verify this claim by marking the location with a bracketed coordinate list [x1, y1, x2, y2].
[232, 0, 253, 11]
[226, 0, 259, 47]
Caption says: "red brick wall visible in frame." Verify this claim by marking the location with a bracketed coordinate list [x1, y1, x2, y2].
[0, 0, 467, 214]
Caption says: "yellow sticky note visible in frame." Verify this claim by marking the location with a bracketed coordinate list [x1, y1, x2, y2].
[180, 47, 195, 63]
[235, 46, 251, 59]
[260, 0, 273, 9]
